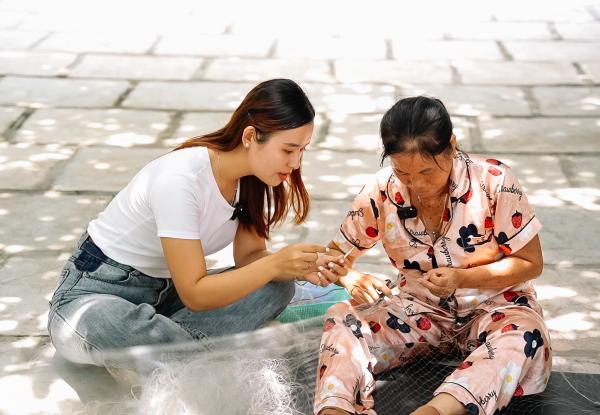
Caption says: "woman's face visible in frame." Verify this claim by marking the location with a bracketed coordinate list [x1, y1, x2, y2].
[389, 150, 454, 199]
[247, 122, 314, 187]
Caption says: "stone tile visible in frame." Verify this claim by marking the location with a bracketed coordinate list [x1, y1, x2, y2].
[0, 107, 24, 137]
[165, 112, 325, 148]
[580, 63, 600, 84]
[0, 30, 47, 50]
[318, 113, 383, 152]
[35, 32, 155, 54]
[400, 85, 531, 116]
[300, 150, 383, 201]
[122, 81, 254, 111]
[555, 23, 600, 40]
[536, 266, 600, 359]
[492, 4, 595, 22]
[0, 77, 129, 108]
[446, 22, 553, 40]
[303, 84, 396, 114]
[392, 41, 503, 61]
[318, 114, 473, 153]
[269, 200, 389, 264]
[69, 55, 203, 81]
[276, 36, 386, 60]
[203, 58, 334, 83]
[0, 143, 74, 190]
[0, 337, 126, 414]
[0, 51, 75, 76]
[563, 156, 600, 188]
[164, 112, 232, 147]
[15, 109, 171, 146]
[0, 254, 69, 335]
[155, 34, 273, 57]
[0, 12, 27, 29]
[53, 147, 167, 192]
[536, 206, 600, 265]
[532, 87, 600, 116]
[455, 61, 583, 85]
[505, 41, 600, 61]
[334, 60, 453, 85]
[479, 118, 600, 153]
[0, 193, 110, 254]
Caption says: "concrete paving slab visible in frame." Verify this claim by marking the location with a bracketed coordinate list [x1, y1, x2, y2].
[276, 36, 387, 60]
[301, 150, 383, 201]
[445, 22, 554, 40]
[0, 12, 27, 29]
[562, 155, 600, 188]
[334, 60, 453, 85]
[164, 112, 232, 148]
[15, 108, 171, 146]
[0, 143, 74, 190]
[122, 81, 254, 111]
[204, 58, 334, 83]
[0, 337, 127, 415]
[536, 206, 600, 266]
[0, 29, 47, 50]
[0, 107, 25, 138]
[454, 61, 583, 85]
[0, 193, 110, 255]
[505, 41, 600, 61]
[0, 253, 71, 336]
[492, 4, 595, 22]
[68, 55, 203, 81]
[318, 114, 474, 153]
[532, 87, 600, 116]
[555, 23, 600, 40]
[303, 83, 396, 114]
[400, 85, 532, 116]
[0, 77, 130, 108]
[53, 147, 167, 192]
[155, 34, 273, 57]
[392, 41, 503, 61]
[479, 117, 600, 153]
[579, 63, 600, 84]
[0, 51, 75, 76]
[35, 32, 155, 54]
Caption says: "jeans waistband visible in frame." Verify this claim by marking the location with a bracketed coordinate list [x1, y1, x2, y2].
[77, 231, 109, 263]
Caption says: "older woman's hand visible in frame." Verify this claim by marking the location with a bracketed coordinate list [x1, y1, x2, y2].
[419, 267, 463, 298]
[339, 270, 393, 304]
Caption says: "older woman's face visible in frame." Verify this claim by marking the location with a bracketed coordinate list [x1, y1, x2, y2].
[389, 151, 454, 198]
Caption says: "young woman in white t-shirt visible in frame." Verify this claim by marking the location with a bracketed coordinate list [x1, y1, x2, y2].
[48, 79, 346, 367]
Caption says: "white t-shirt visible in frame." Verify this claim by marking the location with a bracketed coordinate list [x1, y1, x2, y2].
[87, 146, 239, 278]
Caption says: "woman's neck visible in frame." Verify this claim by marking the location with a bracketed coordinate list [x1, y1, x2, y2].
[210, 145, 250, 184]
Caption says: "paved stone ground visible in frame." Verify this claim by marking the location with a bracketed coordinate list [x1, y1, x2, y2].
[0, 0, 599, 413]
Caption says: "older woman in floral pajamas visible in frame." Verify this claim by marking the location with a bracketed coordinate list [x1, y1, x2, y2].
[314, 97, 551, 415]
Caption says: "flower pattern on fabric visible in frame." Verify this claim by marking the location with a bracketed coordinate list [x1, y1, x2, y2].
[321, 375, 344, 397]
[500, 361, 522, 395]
[373, 345, 395, 370]
[386, 312, 411, 333]
[457, 224, 483, 253]
[524, 329, 544, 358]
[464, 402, 480, 415]
[344, 314, 363, 339]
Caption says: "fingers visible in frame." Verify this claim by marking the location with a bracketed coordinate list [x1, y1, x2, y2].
[297, 243, 328, 254]
[318, 265, 338, 284]
[372, 278, 393, 297]
[303, 272, 323, 286]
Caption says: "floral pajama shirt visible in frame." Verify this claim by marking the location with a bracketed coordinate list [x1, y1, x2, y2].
[314, 152, 552, 415]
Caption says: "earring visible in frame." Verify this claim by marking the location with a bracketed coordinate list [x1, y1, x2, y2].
[245, 143, 249, 148]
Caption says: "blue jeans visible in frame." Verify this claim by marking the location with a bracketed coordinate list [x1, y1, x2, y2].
[48, 233, 294, 366]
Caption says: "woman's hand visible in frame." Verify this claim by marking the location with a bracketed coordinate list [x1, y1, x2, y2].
[338, 270, 393, 304]
[272, 243, 327, 280]
[301, 252, 350, 287]
[419, 267, 463, 298]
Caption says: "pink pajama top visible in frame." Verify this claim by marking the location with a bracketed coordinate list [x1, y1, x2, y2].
[332, 151, 543, 318]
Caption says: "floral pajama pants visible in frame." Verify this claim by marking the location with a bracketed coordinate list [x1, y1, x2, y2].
[314, 294, 552, 415]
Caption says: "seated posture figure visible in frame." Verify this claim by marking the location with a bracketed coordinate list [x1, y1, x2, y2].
[314, 96, 551, 415]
